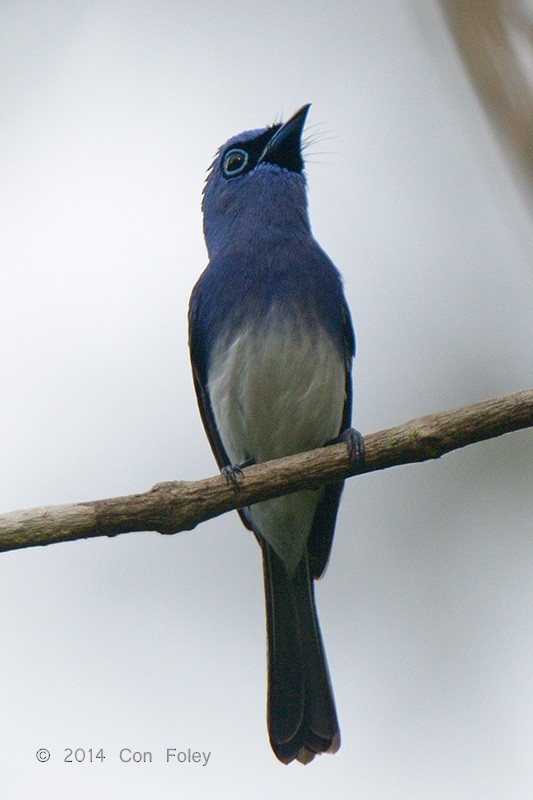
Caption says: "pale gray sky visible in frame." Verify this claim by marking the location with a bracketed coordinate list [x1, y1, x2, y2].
[1, 1, 531, 798]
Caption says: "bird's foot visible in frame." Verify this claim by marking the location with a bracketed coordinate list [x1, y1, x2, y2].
[325, 427, 365, 472]
[221, 459, 254, 487]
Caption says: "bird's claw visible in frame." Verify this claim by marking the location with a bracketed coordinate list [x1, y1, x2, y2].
[221, 459, 254, 487]
[221, 464, 244, 486]
[326, 427, 365, 472]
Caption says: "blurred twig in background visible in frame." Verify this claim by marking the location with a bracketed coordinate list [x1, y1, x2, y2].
[438, 0, 533, 193]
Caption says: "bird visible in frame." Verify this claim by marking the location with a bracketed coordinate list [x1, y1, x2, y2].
[188, 104, 361, 764]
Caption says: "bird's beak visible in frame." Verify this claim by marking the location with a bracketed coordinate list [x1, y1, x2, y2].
[258, 104, 311, 172]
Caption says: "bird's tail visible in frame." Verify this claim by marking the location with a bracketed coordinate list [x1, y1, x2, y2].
[262, 542, 340, 764]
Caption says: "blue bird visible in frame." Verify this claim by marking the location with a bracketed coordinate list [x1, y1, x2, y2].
[188, 105, 361, 764]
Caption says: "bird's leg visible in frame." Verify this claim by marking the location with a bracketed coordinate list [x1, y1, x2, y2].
[221, 458, 254, 486]
[325, 427, 365, 472]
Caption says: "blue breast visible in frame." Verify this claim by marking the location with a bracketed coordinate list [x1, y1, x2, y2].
[190, 237, 353, 381]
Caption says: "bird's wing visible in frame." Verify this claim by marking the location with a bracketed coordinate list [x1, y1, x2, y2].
[307, 296, 355, 579]
[188, 281, 231, 471]
[188, 276, 254, 532]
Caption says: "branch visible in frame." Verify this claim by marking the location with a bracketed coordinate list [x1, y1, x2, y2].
[1, 389, 531, 554]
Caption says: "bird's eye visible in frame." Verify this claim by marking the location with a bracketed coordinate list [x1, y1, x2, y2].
[222, 148, 249, 177]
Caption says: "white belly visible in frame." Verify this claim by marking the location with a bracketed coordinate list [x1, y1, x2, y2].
[207, 308, 346, 570]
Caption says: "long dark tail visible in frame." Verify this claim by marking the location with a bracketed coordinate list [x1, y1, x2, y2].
[262, 542, 340, 764]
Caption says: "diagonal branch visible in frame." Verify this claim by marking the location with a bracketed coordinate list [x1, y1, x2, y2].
[1, 389, 531, 554]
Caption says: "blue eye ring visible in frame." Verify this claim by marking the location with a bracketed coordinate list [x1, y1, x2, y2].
[222, 148, 249, 177]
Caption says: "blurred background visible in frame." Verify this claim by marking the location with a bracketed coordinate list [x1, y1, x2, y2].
[0, 1, 531, 797]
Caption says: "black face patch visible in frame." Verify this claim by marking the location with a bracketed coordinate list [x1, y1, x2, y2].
[220, 125, 282, 180]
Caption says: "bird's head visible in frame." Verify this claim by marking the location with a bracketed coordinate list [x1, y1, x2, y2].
[202, 105, 312, 259]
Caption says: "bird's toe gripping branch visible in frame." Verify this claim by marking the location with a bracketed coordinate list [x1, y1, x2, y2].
[220, 459, 255, 487]
[220, 464, 244, 487]
[326, 427, 365, 473]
